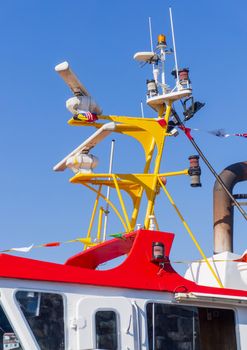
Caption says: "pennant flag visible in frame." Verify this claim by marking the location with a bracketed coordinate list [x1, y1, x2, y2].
[42, 242, 61, 247]
[208, 129, 230, 138]
[8, 245, 34, 253]
[183, 127, 247, 139]
[179, 125, 193, 140]
[109, 233, 126, 240]
[0, 235, 103, 254]
[235, 133, 247, 138]
[70, 238, 99, 246]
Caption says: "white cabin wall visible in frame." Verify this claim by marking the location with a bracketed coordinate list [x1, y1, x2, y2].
[236, 307, 247, 349]
[0, 278, 175, 350]
[184, 251, 247, 290]
[0, 278, 246, 349]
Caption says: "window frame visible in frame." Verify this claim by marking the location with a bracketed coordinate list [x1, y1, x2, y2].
[14, 288, 67, 350]
[93, 307, 120, 350]
[145, 300, 238, 350]
[0, 301, 24, 349]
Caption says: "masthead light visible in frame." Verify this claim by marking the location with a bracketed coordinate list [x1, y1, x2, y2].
[157, 34, 167, 47]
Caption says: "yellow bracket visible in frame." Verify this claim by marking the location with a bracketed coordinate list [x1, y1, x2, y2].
[112, 174, 131, 231]
[68, 114, 170, 163]
[87, 185, 102, 240]
[97, 207, 104, 241]
[70, 170, 188, 231]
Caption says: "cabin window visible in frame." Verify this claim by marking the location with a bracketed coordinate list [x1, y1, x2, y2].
[146, 303, 237, 350]
[95, 310, 118, 350]
[0, 304, 23, 349]
[15, 291, 64, 350]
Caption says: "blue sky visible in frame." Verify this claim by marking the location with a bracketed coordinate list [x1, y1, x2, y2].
[0, 0, 246, 273]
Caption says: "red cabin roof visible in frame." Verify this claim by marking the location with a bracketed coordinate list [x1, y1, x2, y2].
[0, 229, 246, 298]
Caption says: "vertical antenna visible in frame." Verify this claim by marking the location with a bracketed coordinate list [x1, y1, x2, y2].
[140, 101, 145, 118]
[169, 7, 179, 87]
[149, 17, 159, 86]
[149, 16, 157, 83]
[103, 139, 115, 241]
[148, 17, 154, 52]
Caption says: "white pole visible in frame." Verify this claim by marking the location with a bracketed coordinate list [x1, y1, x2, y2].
[149, 16, 157, 84]
[149, 16, 160, 87]
[103, 139, 115, 241]
[140, 101, 145, 118]
[160, 47, 166, 94]
[148, 17, 154, 52]
[169, 7, 179, 87]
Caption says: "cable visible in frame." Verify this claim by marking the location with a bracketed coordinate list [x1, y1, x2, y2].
[173, 109, 247, 221]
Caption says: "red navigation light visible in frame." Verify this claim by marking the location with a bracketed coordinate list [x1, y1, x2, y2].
[152, 242, 166, 263]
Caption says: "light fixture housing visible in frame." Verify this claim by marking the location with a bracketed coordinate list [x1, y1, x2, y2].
[188, 155, 202, 187]
[151, 242, 166, 263]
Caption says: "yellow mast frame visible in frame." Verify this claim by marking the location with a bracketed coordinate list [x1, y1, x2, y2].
[70, 102, 175, 232]
[67, 100, 224, 288]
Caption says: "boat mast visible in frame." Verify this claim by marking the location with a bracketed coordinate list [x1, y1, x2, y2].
[103, 139, 115, 241]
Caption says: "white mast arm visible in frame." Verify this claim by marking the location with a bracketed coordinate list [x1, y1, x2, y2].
[55, 61, 90, 97]
[53, 122, 116, 171]
[55, 61, 102, 115]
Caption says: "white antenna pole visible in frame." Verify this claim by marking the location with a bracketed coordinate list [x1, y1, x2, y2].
[169, 7, 179, 87]
[140, 101, 145, 118]
[103, 139, 115, 241]
[148, 17, 157, 83]
[148, 17, 154, 52]
[149, 17, 160, 87]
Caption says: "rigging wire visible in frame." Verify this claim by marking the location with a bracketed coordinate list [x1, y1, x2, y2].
[173, 110, 247, 221]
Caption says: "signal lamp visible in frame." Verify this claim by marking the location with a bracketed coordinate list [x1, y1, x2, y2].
[157, 34, 167, 47]
[146, 79, 158, 98]
[178, 68, 190, 82]
[188, 155, 202, 187]
[152, 242, 166, 262]
[172, 68, 190, 84]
